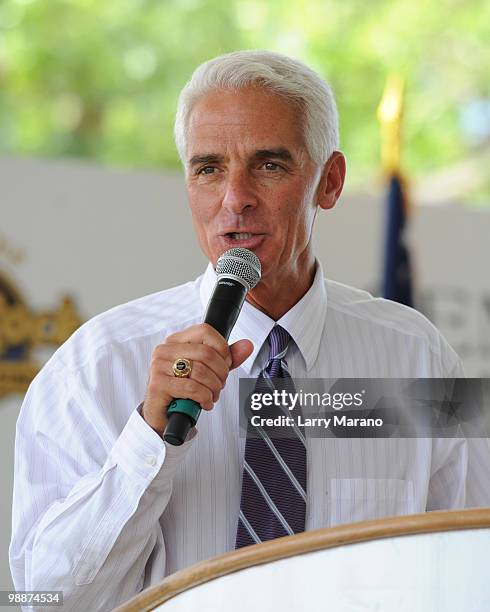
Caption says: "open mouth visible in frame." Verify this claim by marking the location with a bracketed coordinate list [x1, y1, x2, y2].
[221, 232, 265, 248]
[228, 232, 254, 240]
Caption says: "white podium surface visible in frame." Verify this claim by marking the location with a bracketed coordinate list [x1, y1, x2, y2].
[156, 528, 489, 612]
[115, 511, 490, 612]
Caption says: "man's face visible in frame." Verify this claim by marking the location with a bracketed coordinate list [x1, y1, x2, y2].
[185, 86, 323, 284]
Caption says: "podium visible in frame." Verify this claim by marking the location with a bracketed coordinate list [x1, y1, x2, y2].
[115, 508, 490, 611]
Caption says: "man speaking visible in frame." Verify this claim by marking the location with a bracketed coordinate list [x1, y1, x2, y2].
[9, 51, 477, 610]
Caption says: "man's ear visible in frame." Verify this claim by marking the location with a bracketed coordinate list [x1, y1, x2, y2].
[315, 151, 346, 211]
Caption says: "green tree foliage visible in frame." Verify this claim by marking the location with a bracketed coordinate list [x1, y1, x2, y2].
[0, 0, 489, 196]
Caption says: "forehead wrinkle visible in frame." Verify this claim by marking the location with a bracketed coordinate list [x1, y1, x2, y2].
[186, 89, 309, 166]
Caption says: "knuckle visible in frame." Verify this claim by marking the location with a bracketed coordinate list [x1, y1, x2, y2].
[150, 356, 166, 374]
[164, 330, 186, 344]
[213, 375, 223, 391]
[152, 344, 167, 360]
[165, 328, 181, 342]
[201, 322, 215, 335]
[147, 378, 162, 396]
[219, 362, 230, 379]
[202, 390, 214, 409]
[150, 354, 160, 369]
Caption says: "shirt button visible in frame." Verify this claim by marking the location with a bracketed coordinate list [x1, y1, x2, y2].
[145, 455, 157, 466]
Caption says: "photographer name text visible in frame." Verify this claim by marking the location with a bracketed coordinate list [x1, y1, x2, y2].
[250, 414, 384, 429]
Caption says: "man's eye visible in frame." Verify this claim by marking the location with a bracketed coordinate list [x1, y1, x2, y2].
[263, 162, 281, 171]
[198, 166, 216, 175]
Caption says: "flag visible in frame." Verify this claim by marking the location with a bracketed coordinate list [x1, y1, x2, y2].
[381, 173, 414, 307]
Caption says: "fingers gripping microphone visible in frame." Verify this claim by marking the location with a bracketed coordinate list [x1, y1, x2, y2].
[163, 248, 261, 446]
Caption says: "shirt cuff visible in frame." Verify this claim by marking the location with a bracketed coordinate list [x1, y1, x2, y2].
[109, 406, 198, 489]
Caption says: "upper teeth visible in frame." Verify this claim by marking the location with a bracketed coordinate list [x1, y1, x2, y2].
[232, 233, 253, 239]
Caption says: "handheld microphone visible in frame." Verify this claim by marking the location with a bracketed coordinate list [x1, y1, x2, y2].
[163, 248, 261, 446]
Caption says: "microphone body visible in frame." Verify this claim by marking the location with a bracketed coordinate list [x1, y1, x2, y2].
[163, 249, 261, 446]
[202, 278, 248, 340]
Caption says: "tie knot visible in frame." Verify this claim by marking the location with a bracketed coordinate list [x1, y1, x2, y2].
[267, 325, 291, 361]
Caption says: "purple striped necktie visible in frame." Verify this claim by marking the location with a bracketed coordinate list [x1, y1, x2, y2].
[235, 325, 307, 549]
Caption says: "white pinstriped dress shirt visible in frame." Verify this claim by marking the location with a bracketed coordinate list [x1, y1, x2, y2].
[9, 261, 490, 611]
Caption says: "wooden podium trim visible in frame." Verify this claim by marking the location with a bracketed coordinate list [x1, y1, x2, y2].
[115, 508, 490, 611]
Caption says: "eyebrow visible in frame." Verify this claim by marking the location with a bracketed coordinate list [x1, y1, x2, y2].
[188, 148, 294, 167]
[253, 148, 294, 162]
[189, 154, 224, 167]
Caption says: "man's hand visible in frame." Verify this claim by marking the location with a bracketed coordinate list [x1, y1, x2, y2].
[141, 323, 253, 436]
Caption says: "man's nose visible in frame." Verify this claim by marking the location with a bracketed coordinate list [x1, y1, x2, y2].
[221, 169, 258, 214]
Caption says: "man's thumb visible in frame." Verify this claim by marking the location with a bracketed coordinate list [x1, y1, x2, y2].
[229, 339, 254, 370]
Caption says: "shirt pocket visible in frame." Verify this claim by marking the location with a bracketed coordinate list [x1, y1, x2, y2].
[329, 477, 416, 526]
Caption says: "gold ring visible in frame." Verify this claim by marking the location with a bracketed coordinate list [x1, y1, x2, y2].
[172, 358, 193, 378]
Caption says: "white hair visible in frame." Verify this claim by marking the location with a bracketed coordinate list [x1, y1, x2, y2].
[174, 50, 339, 166]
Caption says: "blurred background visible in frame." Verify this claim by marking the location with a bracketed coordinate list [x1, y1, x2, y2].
[1, 0, 489, 601]
[1, 0, 489, 195]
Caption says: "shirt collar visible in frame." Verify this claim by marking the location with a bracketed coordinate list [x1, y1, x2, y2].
[199, 259, 327, 374]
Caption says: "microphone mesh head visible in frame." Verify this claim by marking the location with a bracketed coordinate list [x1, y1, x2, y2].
[215, 248, 261, 290]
